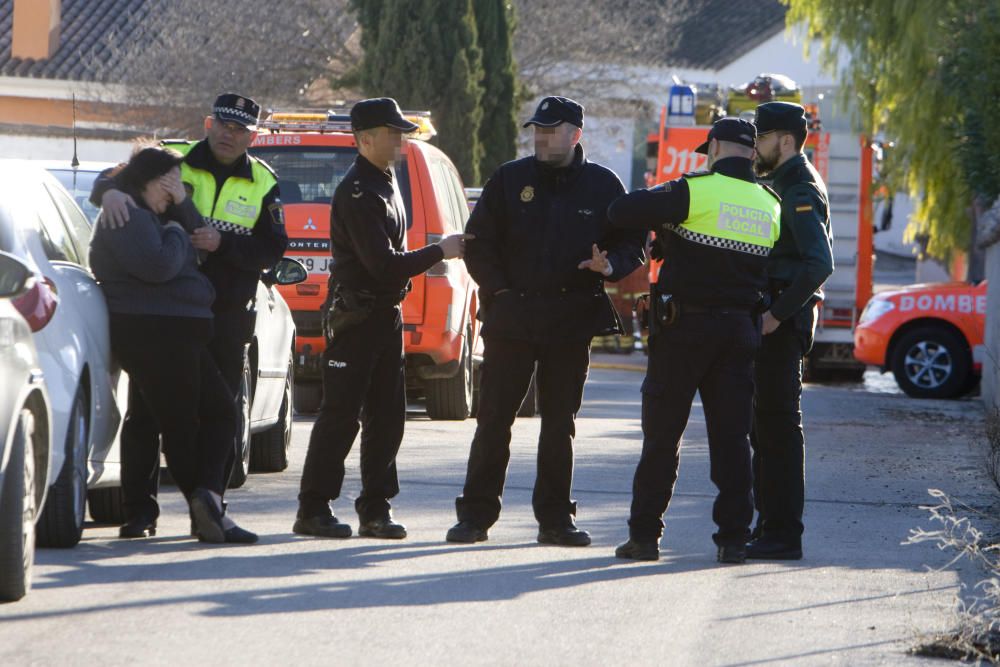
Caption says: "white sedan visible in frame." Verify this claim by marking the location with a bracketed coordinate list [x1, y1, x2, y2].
[0, 161, 124, 548]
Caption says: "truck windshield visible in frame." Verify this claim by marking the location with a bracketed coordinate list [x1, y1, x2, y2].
[249, 146, 413, 228]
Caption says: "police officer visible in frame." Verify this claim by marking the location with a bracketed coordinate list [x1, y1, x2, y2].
[92, 93, 287, 543]
[294, 98, 470, 539]
[747, 102, 834, 560]
[445, 96, 645, 546]
[609, 118, 780, 564]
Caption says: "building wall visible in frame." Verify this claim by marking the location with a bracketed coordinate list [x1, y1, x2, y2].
[0, 133, 134, 162]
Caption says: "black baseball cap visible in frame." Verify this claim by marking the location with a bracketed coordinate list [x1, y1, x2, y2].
[694, 117, 757, 154]
[523, 96, 584, 129]
[350, 97, 419, 133]
[755, 101, 808, 135]
[213, 93, 260, 130]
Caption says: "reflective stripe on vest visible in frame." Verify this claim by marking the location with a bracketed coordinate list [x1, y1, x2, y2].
[166, 141, 276, 236]
[679, 173, 781, 256]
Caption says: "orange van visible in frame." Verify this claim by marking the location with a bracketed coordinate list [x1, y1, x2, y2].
[249, 111, 483, 419]
[854, 281, 987, 398]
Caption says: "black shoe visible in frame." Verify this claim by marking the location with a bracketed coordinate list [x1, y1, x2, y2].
[118, 516, 157, 539]
[293, 515, 352, 538]
[615, 539, 659, 561]
[538, 524, 591, 547]
[189, 488, 225, 543]
[446, 520, 488, 543]
[717, 544, 747, 564]
[358, 518, 407, 539]
[746, 537, 803, 560]
[223, 525, 259, 544]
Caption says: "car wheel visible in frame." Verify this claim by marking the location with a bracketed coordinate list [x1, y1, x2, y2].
[425, 324, 474, 420]
[87, 486, 125, 524]
[891, 325, 972, 399]
[294, 381, 322, 415]
[227, 359, 252, 489]
[251, 350, 293, 472]
[0, 409, 37, 602]
[37, 386, 88, 548]
[517, 369, 539, 418]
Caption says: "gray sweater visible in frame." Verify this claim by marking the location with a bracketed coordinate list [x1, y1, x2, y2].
[89, 199, 215, 318]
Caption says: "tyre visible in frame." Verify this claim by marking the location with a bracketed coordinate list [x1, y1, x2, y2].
[425, 325, 474, 420]
[517, 370, 538, 418]
[37, 386, 88, 548]
[227, 359, 252, 489]
[251, 351, 293, 472]
[0, 410, 37, 602]
[890, 325, 972, 399]
[294, 381, 322, 415]
[87, 486, 125, 524]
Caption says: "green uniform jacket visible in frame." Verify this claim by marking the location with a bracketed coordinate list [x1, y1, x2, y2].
[766, 153, 835, 321]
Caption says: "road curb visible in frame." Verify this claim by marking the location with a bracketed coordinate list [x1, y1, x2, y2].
[591, 361, 646, 372]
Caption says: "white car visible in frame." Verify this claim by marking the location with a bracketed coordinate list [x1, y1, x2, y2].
[0, 160, 124, 548]
[0, 251, 53, 601]
[45, 161, 303, 490]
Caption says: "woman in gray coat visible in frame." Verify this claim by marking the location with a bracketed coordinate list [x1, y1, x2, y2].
[89, 146, 255, 544]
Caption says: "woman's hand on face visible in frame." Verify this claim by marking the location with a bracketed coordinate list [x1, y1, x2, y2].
[161, 170, 187, 204]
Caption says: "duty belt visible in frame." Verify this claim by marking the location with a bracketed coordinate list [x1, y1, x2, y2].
[514, 286, 599, 297]
[678, 302, 755, 316]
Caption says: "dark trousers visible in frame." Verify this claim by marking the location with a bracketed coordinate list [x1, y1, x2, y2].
[110, 315, 234, 508]
[120, 309, 253, 521]
[628, 312, 761, 546]
[298, 306, 405, 523]
[455, 336, 591, 529]
[750, 304, 816, 543]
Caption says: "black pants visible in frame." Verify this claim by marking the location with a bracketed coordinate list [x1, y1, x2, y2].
[750, 304, 816, 543]
[120, 309, 253, 521]
[110, 314, 234, 507]
[455, 336, 591, 529]
[628, 312, 761, 547]
[298, 306, 404, 523]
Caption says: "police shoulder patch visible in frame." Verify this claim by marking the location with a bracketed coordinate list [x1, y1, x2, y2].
[268, 202, 285, 226]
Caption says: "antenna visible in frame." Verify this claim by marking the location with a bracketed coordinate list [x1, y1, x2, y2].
[71, 93, 79, 167]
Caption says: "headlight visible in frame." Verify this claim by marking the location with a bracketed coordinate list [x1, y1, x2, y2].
[858, 297, 894, 325]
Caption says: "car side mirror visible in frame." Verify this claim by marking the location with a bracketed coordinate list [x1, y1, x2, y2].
[264, 257, 308, 287]
[0, 251, 34, 298]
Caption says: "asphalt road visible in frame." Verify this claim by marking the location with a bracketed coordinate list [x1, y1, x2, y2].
[0, 355, 992, 666]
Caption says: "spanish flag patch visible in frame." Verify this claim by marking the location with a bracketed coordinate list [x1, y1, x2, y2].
[795, 205, 812, 212]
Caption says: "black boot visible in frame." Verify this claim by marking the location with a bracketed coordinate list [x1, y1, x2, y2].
[614, 539, 659, 561]
[119, 515, 157, 539]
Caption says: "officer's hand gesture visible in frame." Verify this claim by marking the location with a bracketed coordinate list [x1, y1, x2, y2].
[438, 233, 475, 260]
[578, 243, 612, 276]
[100, 189, 135, 229]
[191, 226, 222, 253]
[762, 310, 781, 335]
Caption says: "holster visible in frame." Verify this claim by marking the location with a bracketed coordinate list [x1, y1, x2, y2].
[649, 283, 678, 335]
[322, 286, 375, 343]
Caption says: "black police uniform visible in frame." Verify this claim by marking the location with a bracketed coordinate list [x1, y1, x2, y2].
[452, 97, 646, 540]
[608, 119, 779, 561]
[749, 102, 834, 556]
[296, 100, 443, 532]
[89, 95, 288, 524]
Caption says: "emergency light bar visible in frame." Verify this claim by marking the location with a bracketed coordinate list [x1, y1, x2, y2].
[260, 109, 437, 141]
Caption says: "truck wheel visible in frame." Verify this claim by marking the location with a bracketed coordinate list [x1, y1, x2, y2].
[37, 386, 88, 549]
[294, 381, 322, 415]
[87, 486, 125, 524]
[891, 326, 972, 399]
[251, 351, 293, 472]
[228, 360, 252, 489]
[0, 410, 37, 601]
[517, 370, 538, 418]
[425, 326, 474, 420]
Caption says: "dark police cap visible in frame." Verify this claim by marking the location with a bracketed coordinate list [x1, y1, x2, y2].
[523, 96, 584, 129]
[350, 97, 419, 133]
[694, 117, 757, 154]
[755, 101, 808, 135]
[213, 93, 261, 130]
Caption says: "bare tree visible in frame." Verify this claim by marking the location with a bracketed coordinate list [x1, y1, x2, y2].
[84, 0, 360, 134]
